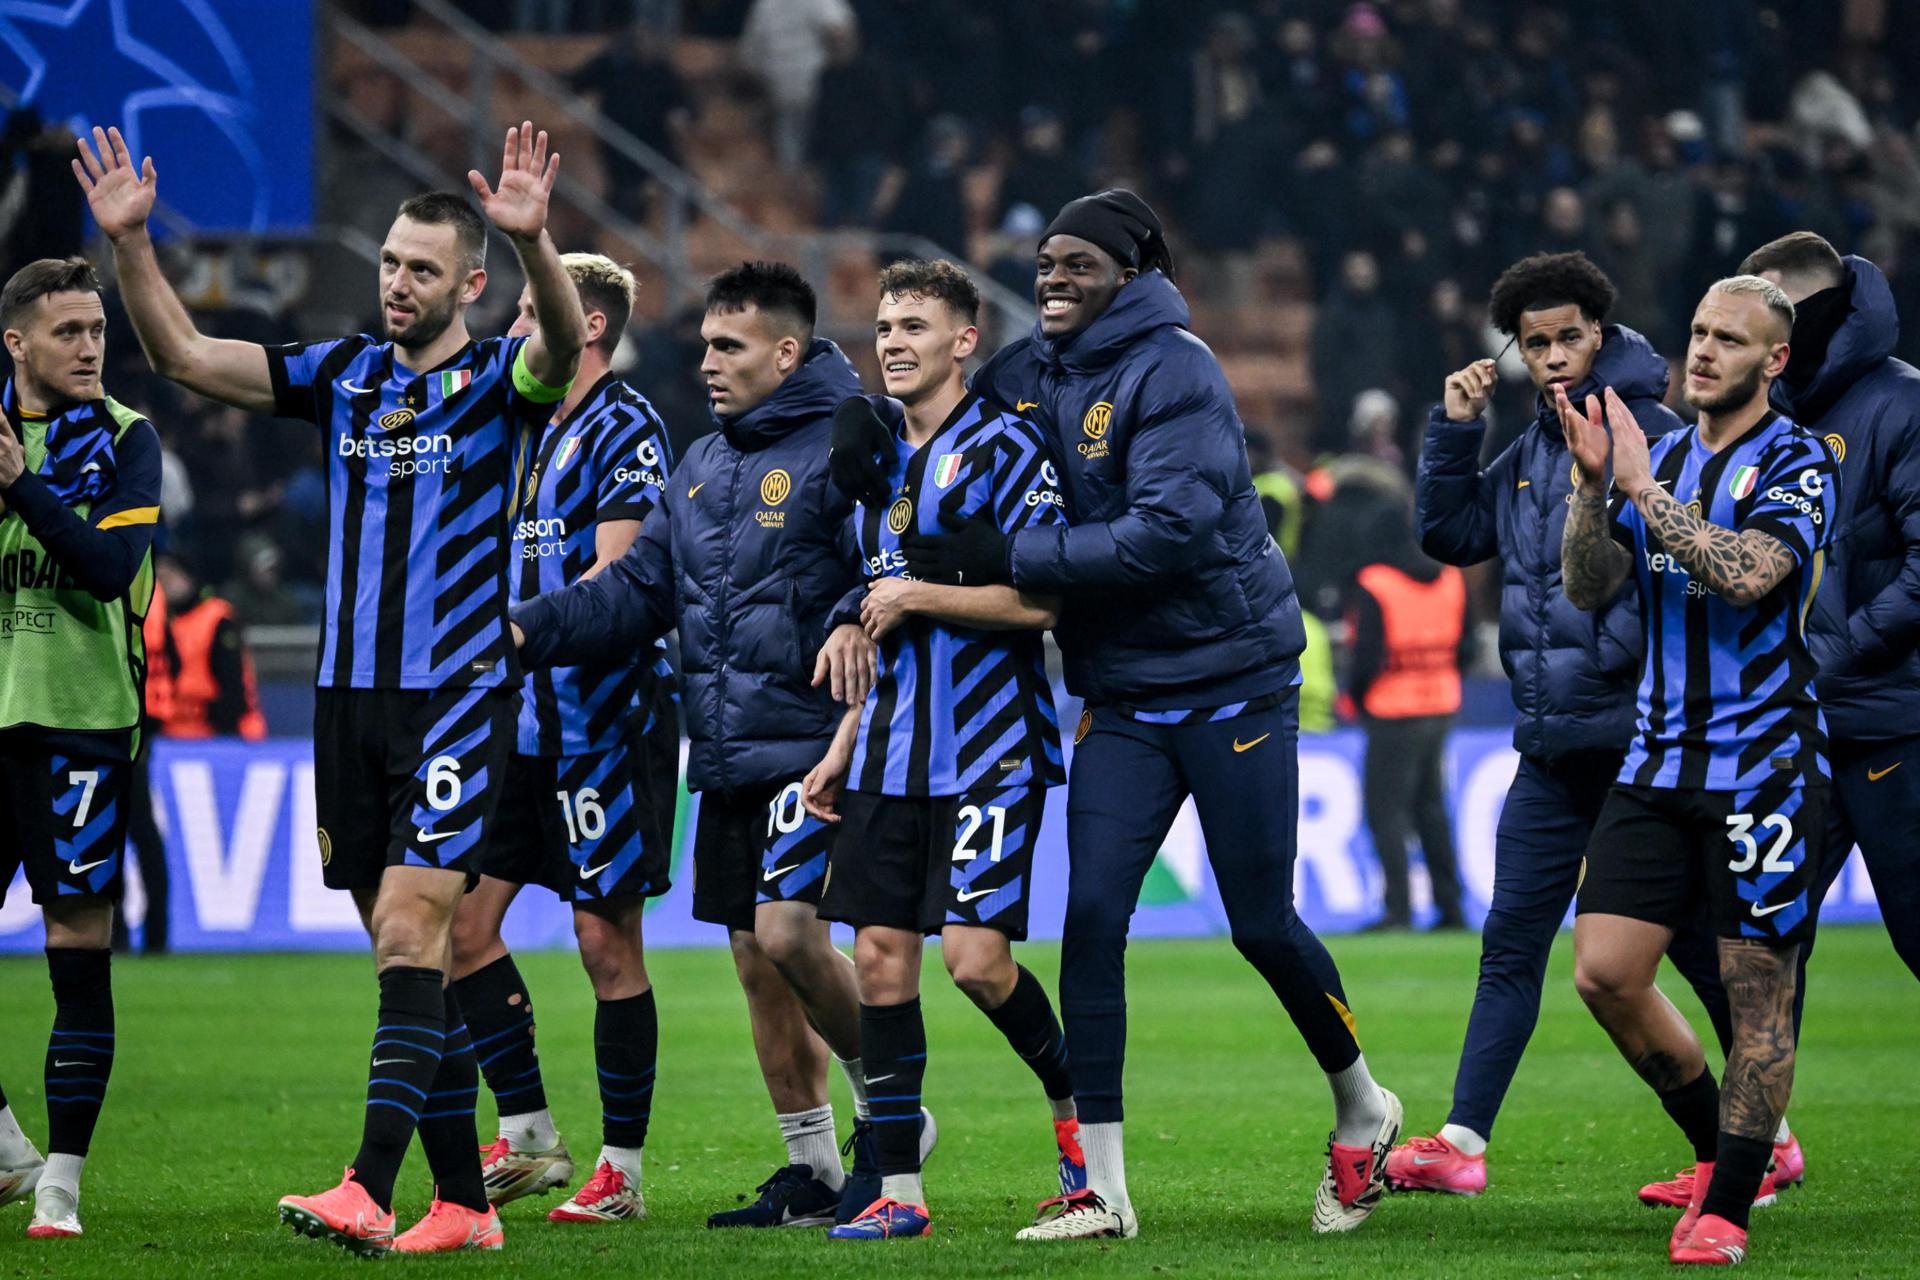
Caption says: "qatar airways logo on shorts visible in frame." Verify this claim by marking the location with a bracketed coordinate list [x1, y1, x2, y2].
[338, 430, 455, 476]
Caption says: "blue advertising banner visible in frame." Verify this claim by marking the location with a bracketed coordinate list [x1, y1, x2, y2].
[0, 729, 1888, 953]
[0, 0, 315, 232]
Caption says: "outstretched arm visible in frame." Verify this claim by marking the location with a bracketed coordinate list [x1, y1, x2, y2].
[1556, 387, 1632, 611]
[74, 128, 275, 413]
[470, 122, 584, 389]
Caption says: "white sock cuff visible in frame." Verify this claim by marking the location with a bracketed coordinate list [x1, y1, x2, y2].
[599, 1144, 643, 1179]
[1438, 1123, 1488, 1156]
[1080, 1121, 1131, 1209]
[777, 1104, 835, 1138]
[41, 1152, 85, 1197]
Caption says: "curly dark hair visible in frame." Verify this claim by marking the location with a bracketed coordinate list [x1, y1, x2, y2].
[1487, 251, 1617, 335]
[877, 258, 980, 324]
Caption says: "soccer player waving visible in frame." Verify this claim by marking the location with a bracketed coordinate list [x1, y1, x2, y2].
[1560, 276, 1838, 1267]
[445, 254, 680, 1225]
[76, 122, 586, 1255]
[858, 191, 1400, 1239]
[801, 261, 1079, 1242]
[0, 258, 162, 1239]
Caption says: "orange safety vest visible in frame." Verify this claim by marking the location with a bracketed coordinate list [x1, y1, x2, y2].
[1355, 563, 1465, 720]
[161, 596, 267, 739]
[142, 586, 175, 723]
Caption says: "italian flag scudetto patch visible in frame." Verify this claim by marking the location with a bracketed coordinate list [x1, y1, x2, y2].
[440, 369, 472, 399]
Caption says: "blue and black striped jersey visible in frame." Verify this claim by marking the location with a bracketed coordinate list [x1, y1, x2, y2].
[511, 373, 674, 756]
[1609, 414, 1839, 789]
[849, 393, 1066, 797]
[265, 334, 559, 690]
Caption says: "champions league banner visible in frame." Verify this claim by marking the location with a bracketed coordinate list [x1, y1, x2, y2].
[0, 728, 1888, 953]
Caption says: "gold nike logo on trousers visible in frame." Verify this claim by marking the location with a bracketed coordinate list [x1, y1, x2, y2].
[1233, 733, 1271, 753]
[1869, 762, 1903, 781]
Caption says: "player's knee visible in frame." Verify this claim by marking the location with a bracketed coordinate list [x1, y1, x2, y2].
[371, 902, 443, 971]
[1573, 957, 1640, 1009]
[574, 909, 645, 996]
[943, 944, 1014, 1009]
[42, 898, 114, 950]
[448, 908, 499, 970]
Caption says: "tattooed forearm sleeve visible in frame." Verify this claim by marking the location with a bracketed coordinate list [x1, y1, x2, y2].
[1561, 488, 1632, 610]
[1718, 938, 1798, 1141]
[1633, 485, 1796, 607]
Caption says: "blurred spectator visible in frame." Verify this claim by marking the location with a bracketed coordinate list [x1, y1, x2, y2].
[569, 21, 694, 218]
[154, 555, 267, 741]
[739, 0, 856, 168]
[1313, 250, 1400, 450]
[872, 115, 971, 256]
[1348, 388, 1404, 469]
[997, 107, 1088, 237]
[1345, 500, 1468, 932]
[0, 110, 85, 276]
[811, 26, 911, 227]
[224, 535, 317, 628]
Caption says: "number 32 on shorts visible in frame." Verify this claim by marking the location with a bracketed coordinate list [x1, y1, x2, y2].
[1724, 811, 1795, 874]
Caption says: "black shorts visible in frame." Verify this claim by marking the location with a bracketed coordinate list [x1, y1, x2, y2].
[690, 778, 831, 932]
[819, 784, 1046, 940]
[486, 694, 679, 904]
[312, 684, 515, 891]
[0, 731, 133, 908]
[1577, 782, 1828, 944]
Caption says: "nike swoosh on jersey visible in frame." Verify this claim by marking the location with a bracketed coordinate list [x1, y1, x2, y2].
[955, 885, 999, 903]
[1868, 762, 1903, 781]
[416, 829, 460, 844]
[66, 857, 111, 875]
[1749, 900, 1794, 918]
[763, 863, 800, 881]
[339, 379, 377, 395]
[1232, 733, 1271, 753]
[688, 481, 707, 498]
[1015, 400, 1040, 412]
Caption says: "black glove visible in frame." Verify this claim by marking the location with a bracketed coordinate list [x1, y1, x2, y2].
[899, 513, 1012, 586]
[828, 396, 894, 508]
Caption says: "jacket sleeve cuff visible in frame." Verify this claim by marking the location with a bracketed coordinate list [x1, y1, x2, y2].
[509, 597, 560, 668]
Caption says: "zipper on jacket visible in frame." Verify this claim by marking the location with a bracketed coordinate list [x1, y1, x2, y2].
[710, 448, 747, 792]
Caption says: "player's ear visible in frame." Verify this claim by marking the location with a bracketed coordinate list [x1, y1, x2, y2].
[776, 333, 801, 373]
[584, 310, 607, 348]
[953, 323, 979, 363]
[2, 328, 22, 362]
[1766, 340, 1790, 380]
[461, 267, 487, 306]
[1120, 267, 1138, 285]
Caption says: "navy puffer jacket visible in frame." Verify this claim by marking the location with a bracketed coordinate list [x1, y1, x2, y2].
[974, 272, 1304, 708]
[514, 339, 862, 794]
[1779, 258, 1920, 743]
[1416, 325, 1682, 760]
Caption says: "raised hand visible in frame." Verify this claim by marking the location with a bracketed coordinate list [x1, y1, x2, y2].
[1442, 358, 1497, 423]
[468, 121, 558, 242]
[1555, 386, 1611, 494]
[1601, 387, 1654, 499]
[71, 127, 157, 242]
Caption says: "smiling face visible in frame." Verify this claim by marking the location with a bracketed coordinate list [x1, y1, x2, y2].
[875, 290, 976, 406]
[378, 216, 483, 352]
[1515, 303, 1602, 395]
[1035, 234, 1135, 338]
[1683, 287, 1790, 414]
[700, 304, 800, 417]
[4, 290, 106, 409]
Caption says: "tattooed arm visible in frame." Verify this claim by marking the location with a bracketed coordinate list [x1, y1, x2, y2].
[1562, 487, 1633, 610]
[1626, 484, 1797, 608]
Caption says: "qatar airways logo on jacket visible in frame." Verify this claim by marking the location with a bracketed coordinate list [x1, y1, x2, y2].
[337, 430, 455, 476]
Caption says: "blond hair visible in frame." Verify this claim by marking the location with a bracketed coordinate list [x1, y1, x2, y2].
[1708, 274, 1796, 341]
[560, 253, 638, 352]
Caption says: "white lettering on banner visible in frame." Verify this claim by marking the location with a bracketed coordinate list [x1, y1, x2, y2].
[1458, 747, 1520, 905]
[173, 759, 283, 930]
[289, 763, 361, 931]
[1296, 752, 1368, 913]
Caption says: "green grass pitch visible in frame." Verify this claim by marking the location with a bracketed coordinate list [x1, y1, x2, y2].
[1, 927, 1913, 1276]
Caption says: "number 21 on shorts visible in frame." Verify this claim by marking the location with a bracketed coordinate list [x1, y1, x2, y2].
[1725, 811, 1795, 874]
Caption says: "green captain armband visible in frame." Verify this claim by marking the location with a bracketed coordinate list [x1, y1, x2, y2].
[512, 345, 573, 404]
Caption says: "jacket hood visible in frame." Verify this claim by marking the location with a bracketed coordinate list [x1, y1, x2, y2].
[1530, 324, 1672, 427]
[715, 337, 862, 450]
[1035, 270, 1191, 373]
[1772, 256, 1900, 422]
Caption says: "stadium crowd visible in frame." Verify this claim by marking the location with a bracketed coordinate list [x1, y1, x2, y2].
[8, 0, 1920, 630]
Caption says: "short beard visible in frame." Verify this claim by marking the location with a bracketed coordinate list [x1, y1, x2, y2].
[387, 298, 456, 353]
[1684, 361, 1766, 414]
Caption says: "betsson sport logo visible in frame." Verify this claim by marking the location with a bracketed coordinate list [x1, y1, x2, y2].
[338, 428, 454, 477]
[516, 515, 570, 561]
